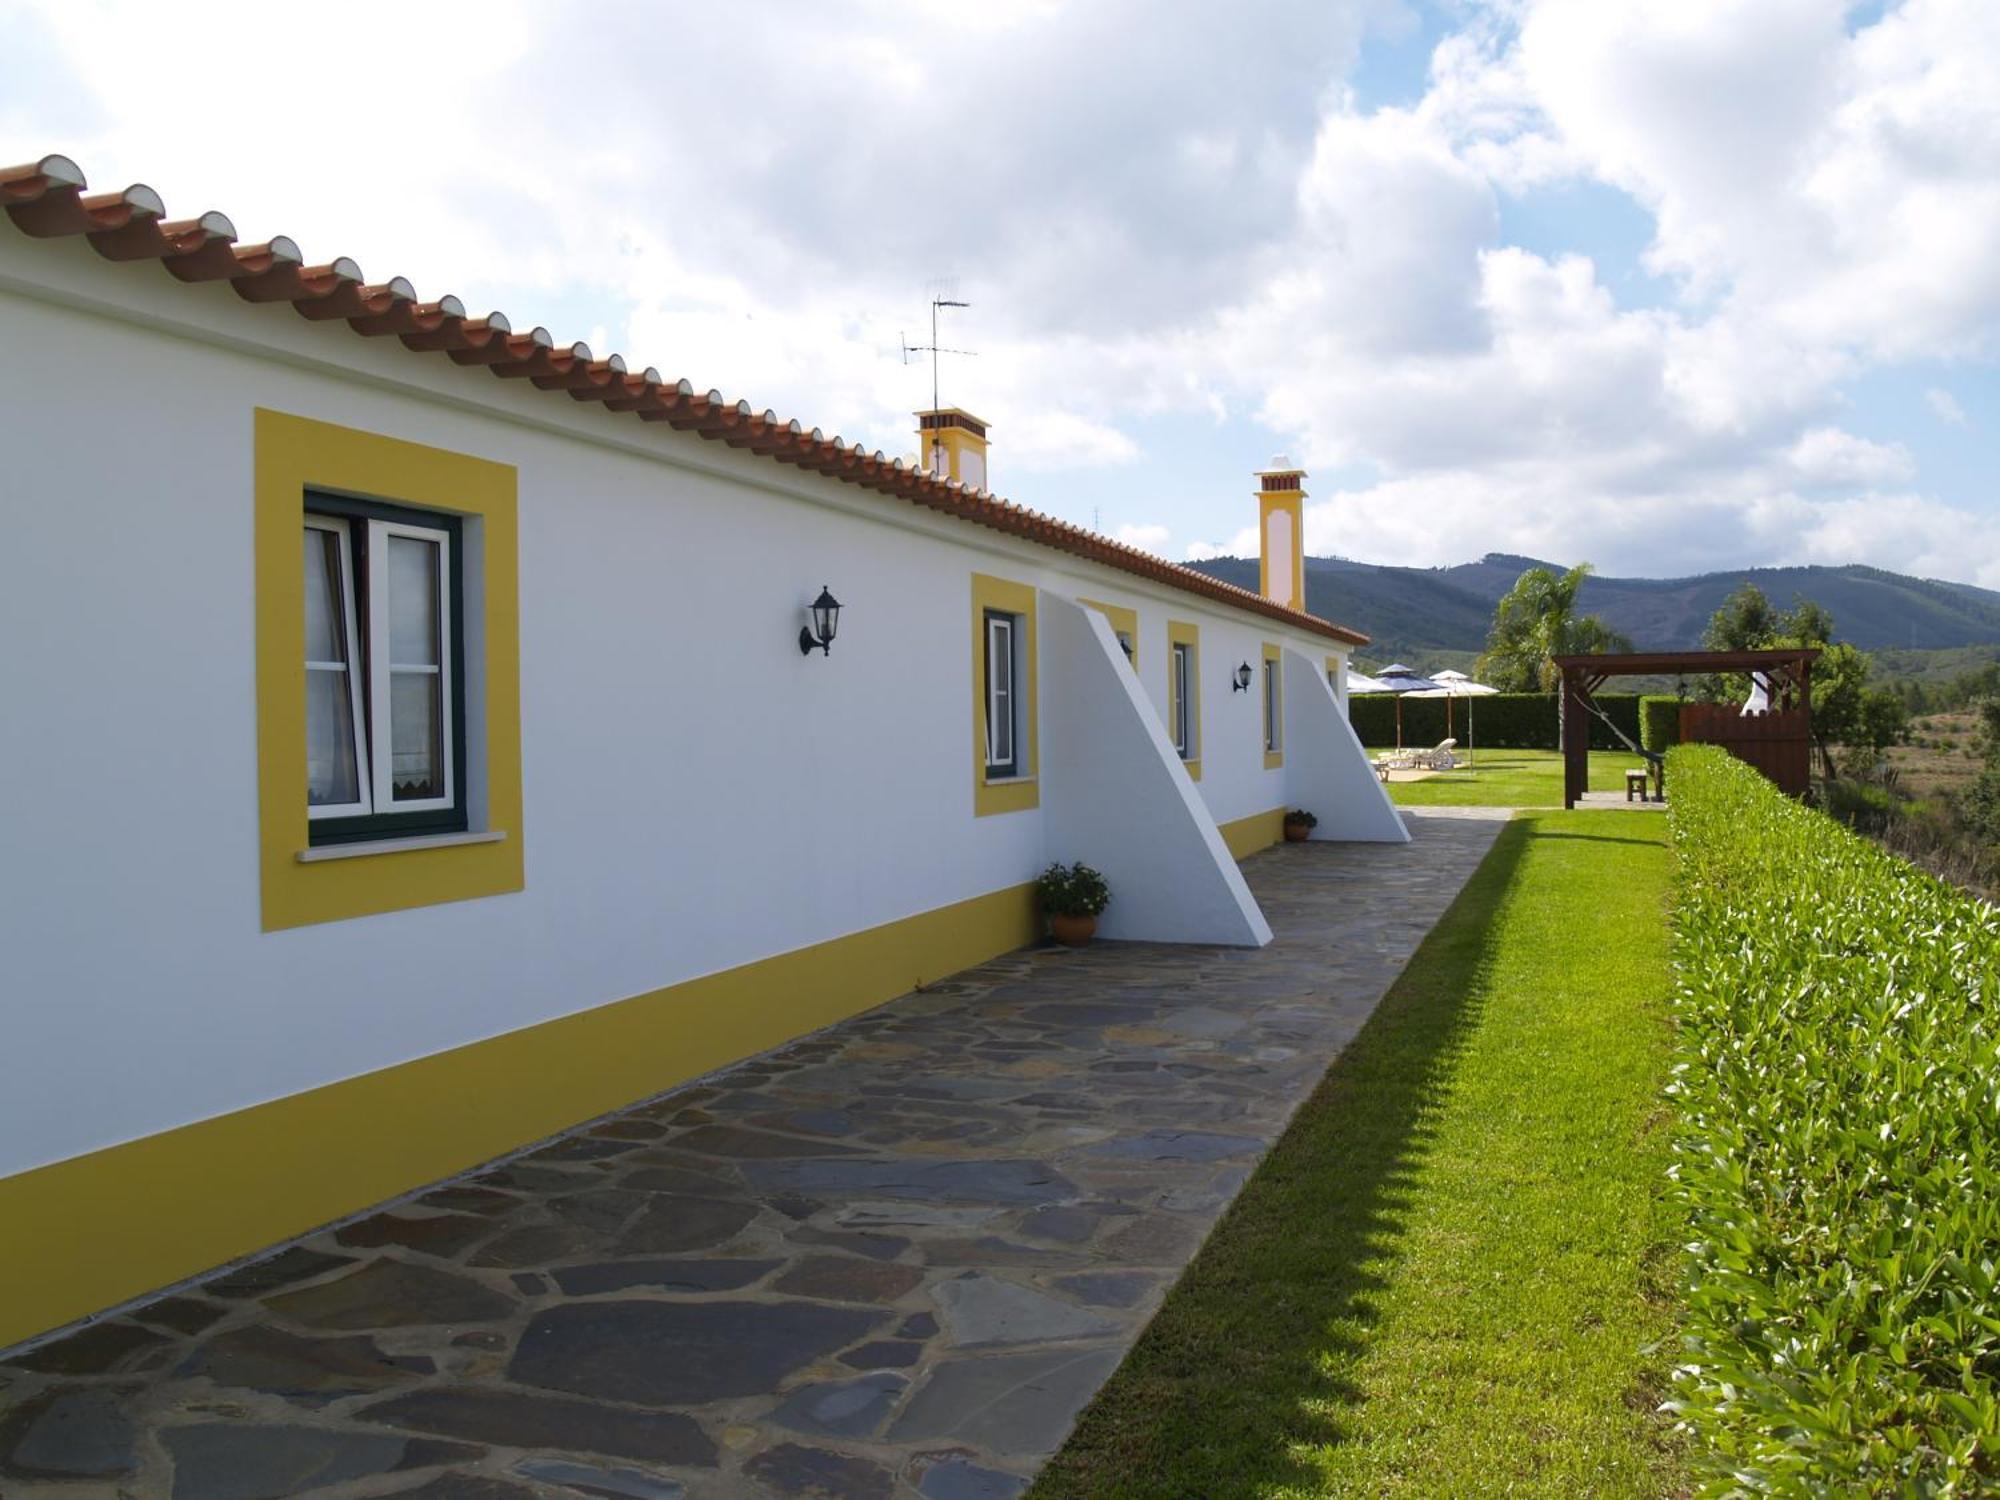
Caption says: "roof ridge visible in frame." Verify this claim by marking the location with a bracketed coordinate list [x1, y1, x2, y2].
[0, 153, 1366, 647]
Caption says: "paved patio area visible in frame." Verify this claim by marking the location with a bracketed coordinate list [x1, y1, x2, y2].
[0, 813, 1505, 1500]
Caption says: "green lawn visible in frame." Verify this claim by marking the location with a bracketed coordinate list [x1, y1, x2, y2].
[1032, 812, 1682, 1499]
[1366, 746, 1648, 807]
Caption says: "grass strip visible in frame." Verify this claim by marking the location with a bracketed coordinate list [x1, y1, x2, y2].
[1372, 747, 1649, 808]
[1033, 811, 1683, 1498]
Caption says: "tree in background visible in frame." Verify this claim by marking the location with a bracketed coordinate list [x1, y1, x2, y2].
[1477, 563, 1632, 691]
[1702, 582, 1786, 653]
[1696, 583, 1905, 778]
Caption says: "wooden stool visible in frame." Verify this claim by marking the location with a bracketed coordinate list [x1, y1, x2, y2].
[1625, 768, 1649, 802]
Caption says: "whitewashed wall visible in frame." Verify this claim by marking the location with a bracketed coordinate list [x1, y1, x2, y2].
[0, 232, 1361, 1181]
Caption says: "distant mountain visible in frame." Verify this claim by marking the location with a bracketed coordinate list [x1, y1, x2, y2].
[1186, 553, 2000, 666]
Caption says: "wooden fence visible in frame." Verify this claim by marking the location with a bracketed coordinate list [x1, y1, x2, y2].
[1679, 704, 1813, 796]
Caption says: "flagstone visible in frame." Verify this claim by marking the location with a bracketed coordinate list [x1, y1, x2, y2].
[336, 1212, 497, 1257]
[914, 1455, 1032, 1500]
[932, 1276, 1120, 1348]
[765, 1371, 909, 1438]
[511, 1455, 688, 1498]
[265, 1259, 516, 1330]
[614, 1195, 762, 1255]
[0, 1387, 135, 1479]
[385, 1474, 541, 1500]
[160, 1424, 474, 1500]
[8, 1321, 169, 1376]
[739, 1159, 1077, 1207]
[549, 1258, 782, 1297]
[178, 1324, 434, 1397]
[887, 1347, 1125, 1455]
[360, 1387, 716, 1466]
[511, 1301, 887, 1406]
[204, 1246, 359, 1299]
[743, 1441, 896, 1500]
[769, 1255, 926, 1304]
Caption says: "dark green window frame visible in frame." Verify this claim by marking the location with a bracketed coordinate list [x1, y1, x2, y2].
[305, 488, 469, 847]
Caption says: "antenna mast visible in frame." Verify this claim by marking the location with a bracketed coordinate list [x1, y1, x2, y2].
[901, 293, 975, 475]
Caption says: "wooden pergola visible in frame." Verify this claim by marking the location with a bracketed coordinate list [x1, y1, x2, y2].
[1551, 649, 1820, 809]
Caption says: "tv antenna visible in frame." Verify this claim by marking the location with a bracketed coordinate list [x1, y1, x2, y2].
[901, 294, 976, 475]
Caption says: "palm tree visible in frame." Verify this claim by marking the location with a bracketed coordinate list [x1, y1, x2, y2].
[1477, 563, 1632, 691]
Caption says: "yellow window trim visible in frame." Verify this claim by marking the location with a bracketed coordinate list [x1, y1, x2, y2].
[1076, 597, 1138, 671]
[256, 409, 524, 930]
[1262, 640, 1284, 770]
[971, 572, 1039, 816]
[1167, 617, 1202, 780]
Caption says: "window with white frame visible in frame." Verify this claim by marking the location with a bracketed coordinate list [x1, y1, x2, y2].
[1264, 657, 1282, 753]
[984, 608, 1022, 779]
[1171, 641, 1195, 758]
[305, 492, 466, 844]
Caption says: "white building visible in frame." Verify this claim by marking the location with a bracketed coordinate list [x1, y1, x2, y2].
[0, 153, 1403, 1350]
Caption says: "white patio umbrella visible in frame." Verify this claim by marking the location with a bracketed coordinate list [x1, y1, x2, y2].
[1370, 663, 1440, 750]
[1346, 669, 1391, 695]
[1412, 669, 1498, 766]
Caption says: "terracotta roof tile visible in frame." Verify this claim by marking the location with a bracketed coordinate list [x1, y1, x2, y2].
[1, 153, 1365, 646]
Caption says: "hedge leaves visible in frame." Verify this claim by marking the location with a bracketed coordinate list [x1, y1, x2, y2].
[1668, 747, 2000, 1493]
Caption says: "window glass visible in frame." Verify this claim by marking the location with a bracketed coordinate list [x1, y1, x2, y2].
[304, 523, 365, 811]
[388, 534, 441, 665]
[987, 614, 1015, 770]
[306, 670, 361, 807]
[304, 529, 342, 664]
[1172, 642, 1192, 755]
[390, 673, 443, 800]
[385, 533, 446, 802]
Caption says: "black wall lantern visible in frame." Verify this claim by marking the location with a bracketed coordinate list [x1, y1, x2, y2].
[1233, 660, 1254, 692]
[799, 585, 842, 656]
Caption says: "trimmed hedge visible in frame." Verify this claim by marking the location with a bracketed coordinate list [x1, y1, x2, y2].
[1349, 691, 1641, 751]
[1666, 747, 2000, 1493]
[1640, 695, 1681, 754]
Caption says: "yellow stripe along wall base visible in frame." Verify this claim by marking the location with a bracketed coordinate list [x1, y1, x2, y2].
[0, 882, 1037, 1352]
[1218, 807, 1287, 861]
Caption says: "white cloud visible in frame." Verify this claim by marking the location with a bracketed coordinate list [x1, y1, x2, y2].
[1113, 522, 1173, 551]
[1928, 387, 1969, 426]
[1785, 427, 1916, 488]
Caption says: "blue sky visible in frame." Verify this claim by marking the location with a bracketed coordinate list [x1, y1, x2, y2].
[3, 1, 1995, 582]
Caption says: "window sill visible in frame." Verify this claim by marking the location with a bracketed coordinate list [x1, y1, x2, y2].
[297, 830, 508, 863]
[981, 774, 1038, 787]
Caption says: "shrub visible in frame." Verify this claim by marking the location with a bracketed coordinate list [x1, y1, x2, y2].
[1283, 809, 1318, 829]
[1034, 861, 1110, 918]
[1820, 776, 1899, 835]
[1665, 747, 2000, 1493]
[1640, 695, 1681, 754]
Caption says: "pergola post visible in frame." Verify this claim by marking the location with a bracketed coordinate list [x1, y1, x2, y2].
[1560, 665, 1588, 809]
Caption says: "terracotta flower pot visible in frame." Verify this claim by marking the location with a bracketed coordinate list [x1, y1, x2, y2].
[1284, 822, 1312, 842]
[1049, 913, 1097, 946]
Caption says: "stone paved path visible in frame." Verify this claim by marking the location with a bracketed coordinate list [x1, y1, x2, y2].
[0, 814, 1504, 1500]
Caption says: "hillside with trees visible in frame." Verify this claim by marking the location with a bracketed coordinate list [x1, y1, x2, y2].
[1185, 553, 2000, 663]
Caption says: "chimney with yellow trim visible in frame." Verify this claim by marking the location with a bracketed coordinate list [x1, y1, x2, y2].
[1256, 455, 1306, 612]
[915, 408, 989, 492]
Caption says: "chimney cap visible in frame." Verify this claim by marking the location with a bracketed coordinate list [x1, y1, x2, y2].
[1256, 453, 1305, 475]
[915, 406, 991, 436]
